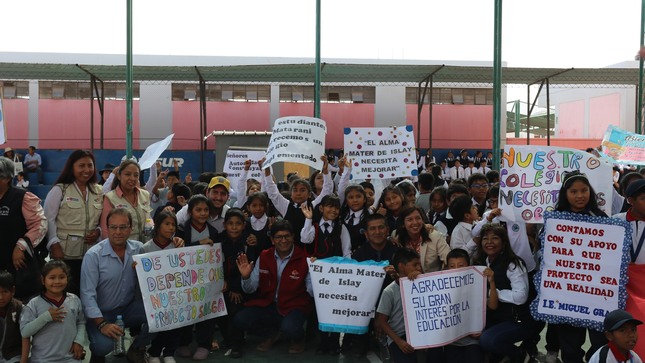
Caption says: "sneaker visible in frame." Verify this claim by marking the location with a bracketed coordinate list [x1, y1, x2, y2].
[256, 333, 280, 352]
[545, 351, 558, 363]
[162, 357, 176, 363]
[288, 340, 305, 354]
[126, 345, 149, 363]
[230, 345, 243, 359]
[175, 346, 191, 358]
[148, 357, 161, 363]
[192, 347, 209, 361]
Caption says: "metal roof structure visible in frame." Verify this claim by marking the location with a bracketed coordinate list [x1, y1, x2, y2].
[0, 62, 640, 86]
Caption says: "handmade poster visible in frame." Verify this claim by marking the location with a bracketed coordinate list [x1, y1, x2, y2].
[138, 134, 175, 170]
[223, 149, 266, 188]
[531, 212, 631, 331]
[344, 126, 418, 179]
[499, 145, 613, 223]
[602, 125, 645, 165]
[309, 257, 388, 334]
[263, 116, 326, 171]
[133, 244, 227, 333]
[400, 266, 486, 348]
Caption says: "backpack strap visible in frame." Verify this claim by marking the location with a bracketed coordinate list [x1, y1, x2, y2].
[599, 344, 610, 363]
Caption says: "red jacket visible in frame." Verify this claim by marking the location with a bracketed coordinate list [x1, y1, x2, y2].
[245, 246, 312, 316]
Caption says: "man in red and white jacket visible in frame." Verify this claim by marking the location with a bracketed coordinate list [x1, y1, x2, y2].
[235, 220, 313, 356]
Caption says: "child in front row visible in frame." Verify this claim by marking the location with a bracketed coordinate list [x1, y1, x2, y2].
[375, 248, 423, 363]
[588, 309, 643, 363]
[176, 195, 219, 360]
[20, 261, 85, 362]
[143, 211, 185, 363]
[443, 248, 497, 363]
[0, 271, 27, 363]
[301, 195, 351, 355]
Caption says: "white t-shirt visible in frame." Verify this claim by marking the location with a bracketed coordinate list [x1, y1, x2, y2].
[588, 346, 642, 363]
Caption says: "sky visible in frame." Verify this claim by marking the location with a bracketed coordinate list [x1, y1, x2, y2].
[2, 0, 642, 69]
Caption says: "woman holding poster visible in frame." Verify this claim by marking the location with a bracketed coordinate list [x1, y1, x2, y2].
[552, 171, 608, 363]
[478, 224, 533, 363]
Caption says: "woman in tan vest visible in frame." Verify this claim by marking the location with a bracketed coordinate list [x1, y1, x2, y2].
[101, 160, 152, 243]
[43, 150, 103, 295]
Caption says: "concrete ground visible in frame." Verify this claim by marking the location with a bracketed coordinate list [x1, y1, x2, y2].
[82, 324, 592, 363]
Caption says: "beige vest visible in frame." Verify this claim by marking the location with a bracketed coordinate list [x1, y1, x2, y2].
[55, 183, 103, 259]
[105, 187, 152, 242]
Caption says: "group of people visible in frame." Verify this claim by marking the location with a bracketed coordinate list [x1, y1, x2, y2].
[4, 146, 44, 186]
[0, 145, 644, 363]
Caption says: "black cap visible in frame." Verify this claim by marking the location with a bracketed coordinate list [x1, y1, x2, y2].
[604, 309, 643, 332]
[626, 179, 645, 198]
[99, 163, 116, 173]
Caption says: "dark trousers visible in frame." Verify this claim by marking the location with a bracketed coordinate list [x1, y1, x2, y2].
[445, 344, 483, 363]
[545, 323, 561, 352]
[234, 304, 307, 341]
[388, 341, 417, 363]
[480, 321, 534, 362]
[178, 319, 216, 350]
[148, 329, 179, 357]
[65, 259, 82, 296]
[86, 301, 149, 357]
[559, 325, 606, 363]
[216, 293, 245, 348]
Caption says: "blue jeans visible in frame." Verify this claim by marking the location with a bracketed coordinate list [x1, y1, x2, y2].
[233, 304, 307, 341]
[86, 300, 151, 357]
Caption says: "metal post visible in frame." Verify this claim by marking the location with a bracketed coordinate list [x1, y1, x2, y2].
[639, 0, 645, 134]
[428, 77, 434, 153]
[546, 78, 551, 145]
[197, 69, 207, 174]
[125, 0, 133, 159]
[314, 0, 321, 118]
[514, 100, 520, 138]
[492, 0, 502, 170]
[526, 85, 531, 144]
[90, 76, 95, 152]
[417, 78, 430, 147]
[100, 82, 105, 149]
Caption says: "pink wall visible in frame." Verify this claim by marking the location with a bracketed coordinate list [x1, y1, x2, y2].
[407, 104, 493, 150]
[506, 137, 602, 149]
[589, 94, 620, 139]
[2, 99, 29, 148]
[38, 99, 140, 150]
[280, 103, 375, 149]
[557, 100, 585, 138]
[172, 101, 271, 150]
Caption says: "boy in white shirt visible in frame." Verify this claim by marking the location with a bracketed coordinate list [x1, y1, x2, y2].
[588, 309, 642, 363]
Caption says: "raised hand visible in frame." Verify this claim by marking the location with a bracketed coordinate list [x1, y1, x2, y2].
[301, 204, 313, 219]
[236, 253, 254, 279]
